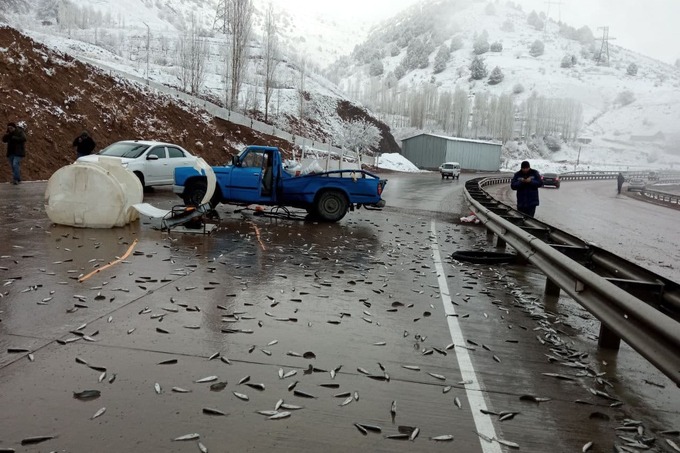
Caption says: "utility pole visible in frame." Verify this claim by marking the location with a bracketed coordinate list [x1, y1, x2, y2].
[543, 0, 564, 33]
[596, 26, 616, 66]
[213, 0, 228, 34]
[143, 22, 150, 83]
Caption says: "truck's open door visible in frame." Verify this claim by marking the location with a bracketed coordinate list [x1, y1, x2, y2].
[230, 148, 278, 204]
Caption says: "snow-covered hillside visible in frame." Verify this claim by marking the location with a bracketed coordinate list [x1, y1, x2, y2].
[2, 0, 399, 152]
[2, 0, 679, 171]
[327, 0, 680, 169]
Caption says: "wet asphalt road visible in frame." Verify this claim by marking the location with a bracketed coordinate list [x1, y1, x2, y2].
[0, 175, 678, 453]
[488, 180, 680, 282]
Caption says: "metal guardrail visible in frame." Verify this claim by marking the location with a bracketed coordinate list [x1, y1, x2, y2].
[464, 176, 680, 386]
[560, 171, 680, 181]
[641, 188, 680, 207]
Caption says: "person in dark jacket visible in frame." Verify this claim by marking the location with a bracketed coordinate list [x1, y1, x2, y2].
[3, 122, 27, 185]
[617, 172, 625, 194]
[510, 160, 543, 217]
[73, 131, 96, 159]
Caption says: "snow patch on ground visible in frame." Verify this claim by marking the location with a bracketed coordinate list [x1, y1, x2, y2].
[378, 153, 427, 172]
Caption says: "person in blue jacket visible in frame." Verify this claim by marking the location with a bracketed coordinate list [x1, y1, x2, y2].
[510, 160, 543, 217]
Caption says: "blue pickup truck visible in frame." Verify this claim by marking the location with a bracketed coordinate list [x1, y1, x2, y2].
[173, 145, 387, 222]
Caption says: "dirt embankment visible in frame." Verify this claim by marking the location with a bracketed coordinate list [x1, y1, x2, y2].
[336, 100, 401, 154]
[0, 26, 292, 182]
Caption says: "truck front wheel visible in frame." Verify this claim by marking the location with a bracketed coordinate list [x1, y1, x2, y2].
[183, 180, 218, 207]
[315, 191, 348, 222]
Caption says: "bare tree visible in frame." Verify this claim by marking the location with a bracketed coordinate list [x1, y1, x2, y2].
[176, 15, 209, 96]
[471, 92, 489, 139]
[226, 0, 253, 110]
[497, 94, 515, 142]
[297, 55, 307, 119]
[57, 0, 77, 37]
[451, 87, 470, 137]
[262, 2, 279, 122]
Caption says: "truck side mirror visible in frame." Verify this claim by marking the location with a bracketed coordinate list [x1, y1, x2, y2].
[232, 155, 239, 166]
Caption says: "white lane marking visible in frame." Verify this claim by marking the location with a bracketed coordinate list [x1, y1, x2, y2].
[430, 220, 502, 453]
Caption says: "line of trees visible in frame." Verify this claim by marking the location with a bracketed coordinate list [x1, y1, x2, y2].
[357, 75, 582, 142]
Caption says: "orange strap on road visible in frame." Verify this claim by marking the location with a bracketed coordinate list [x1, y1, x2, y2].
[78, 238, 139, 283]
[249, 222, 266, 251]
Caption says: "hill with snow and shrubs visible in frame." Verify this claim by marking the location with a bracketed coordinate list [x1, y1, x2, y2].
[1, 0, 679, 174]
[0, 0, 399, 155]
[326, 0, 680, 172]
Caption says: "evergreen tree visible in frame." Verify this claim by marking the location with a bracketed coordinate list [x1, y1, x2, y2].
[469, 56, 488, 80]
[450, 35, 463, 52]
[488, 66, 504, 85]
[527, 10, 540, 27]
[369, 60, 384, 77]
[433, 45, 450, 74]
[490, 41, 503, 52]
[615, 90, 635, 106]
[501, 20, 514, 32]
[390, 43, 400, 57]
[529, 40, 544, 57]
[473, 35, 489, 55]
[626, 62, 638, 76]
[403, 38, 430, 70]
[394, 64, 405, 80]
[575, 26, 595, 44]
[561, 55, 574, 68]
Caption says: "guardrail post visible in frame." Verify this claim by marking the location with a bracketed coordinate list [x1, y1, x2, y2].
[544, 278, 561, 297]
[495, 236, 506, 250]
[598, 323, 621, 350]
[486, 229, 495, 242]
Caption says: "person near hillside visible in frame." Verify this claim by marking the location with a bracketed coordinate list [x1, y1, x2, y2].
[3, 122, 27, 185]
[73, 131, 96, 159]
[617, 172, 625, 194]
[510, 160, 543, 217]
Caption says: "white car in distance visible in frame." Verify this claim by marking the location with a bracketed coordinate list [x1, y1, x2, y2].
[77, 140, 197, 188]
[439, 162, 461, 180]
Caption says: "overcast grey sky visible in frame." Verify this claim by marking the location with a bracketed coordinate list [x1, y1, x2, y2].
[273, 0, 679, 65]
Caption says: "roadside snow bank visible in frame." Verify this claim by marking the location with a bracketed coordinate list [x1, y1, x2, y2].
[378, 153, 427, 172]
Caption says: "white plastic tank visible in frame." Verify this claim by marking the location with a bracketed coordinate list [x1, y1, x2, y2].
[44, 157, 144, 228]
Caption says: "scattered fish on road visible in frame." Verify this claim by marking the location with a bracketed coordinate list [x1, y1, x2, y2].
[173, 433, 200, 441]
[496, 438, 520, 449]
[430, 435, 454, 441]
[427, 372, 446, 381]
[233, 392, 249, 401]
[73, 390, 100, 401]
[195, 376, 218, 383]
[20, 435, 55, 445]
[91, 407, 106, 420]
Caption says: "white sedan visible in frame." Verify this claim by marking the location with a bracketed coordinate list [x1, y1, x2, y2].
[77, 140, 197, 188]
